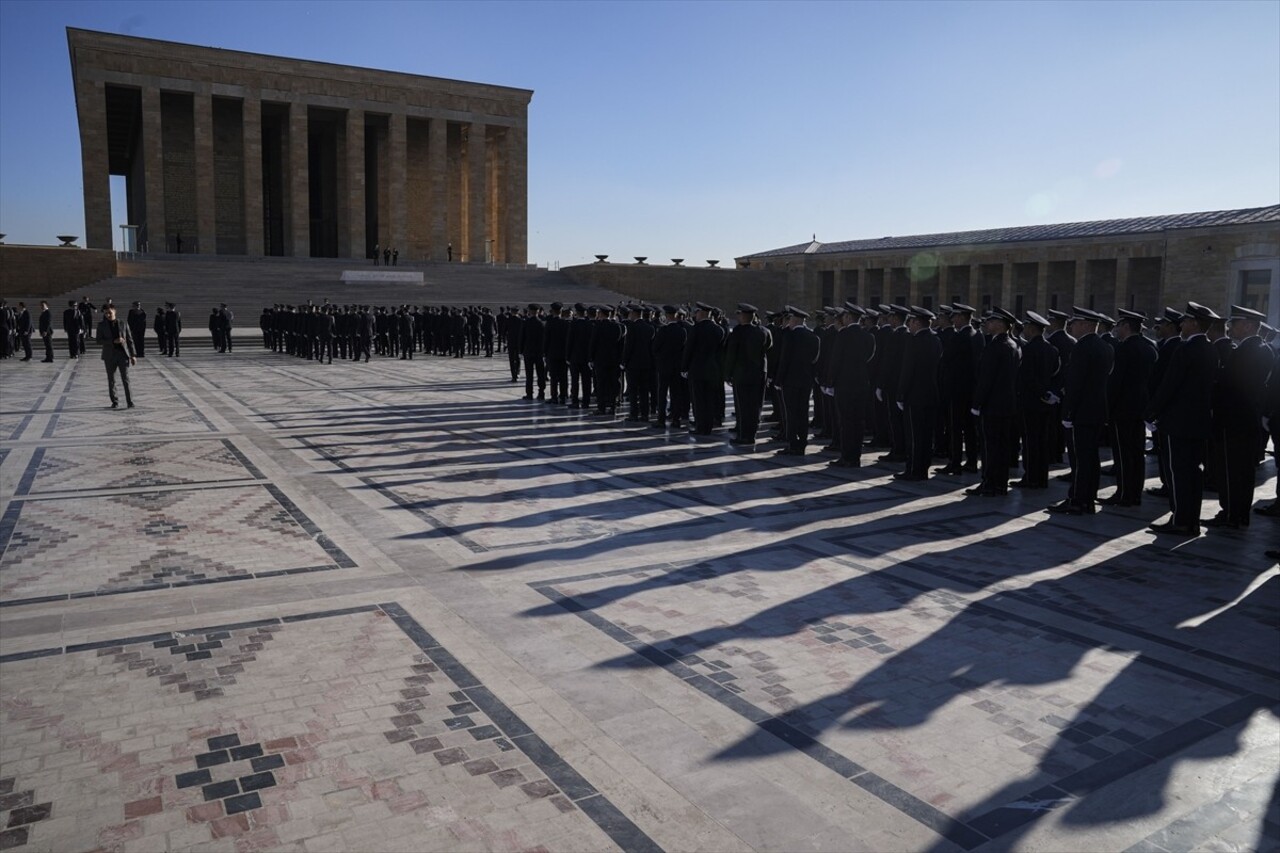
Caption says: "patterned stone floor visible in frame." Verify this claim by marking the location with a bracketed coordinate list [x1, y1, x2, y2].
[0, 344, 1276, 852]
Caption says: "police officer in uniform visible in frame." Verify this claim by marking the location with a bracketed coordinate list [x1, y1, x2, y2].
[1146, 302, 1220, 535]
[829, 302, 876, 468]
[968, 307, 1020, 495]
[566, 303, 594, 408]
[1102, 309, 1157, 507]
[127, 302, 147, 358]
[722, 303, 771, 446]
[1050, 307, 1113, 515]
[774, 306, 820, 456]
[1206, 305, 1273, 529]
[682, 302, 726, 436]
[652, 305, 687, 428]
[896, 306, 942, 480]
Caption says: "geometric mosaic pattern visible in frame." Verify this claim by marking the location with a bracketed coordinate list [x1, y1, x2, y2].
[20, 439, 256, 494]
[0, 606, 654, 853]
[0, 485, 354, 604]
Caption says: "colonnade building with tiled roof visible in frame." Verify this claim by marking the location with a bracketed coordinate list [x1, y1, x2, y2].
[735, 205, 1280, 325]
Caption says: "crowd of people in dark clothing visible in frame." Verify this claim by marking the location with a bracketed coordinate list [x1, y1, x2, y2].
[252, 296, 1278, 544]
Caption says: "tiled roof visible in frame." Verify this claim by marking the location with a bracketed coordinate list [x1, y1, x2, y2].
[741, 205, 1280, 259]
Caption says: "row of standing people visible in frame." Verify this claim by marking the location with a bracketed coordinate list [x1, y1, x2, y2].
[259, 303, 505, 363]
[0, 298, 184, 361]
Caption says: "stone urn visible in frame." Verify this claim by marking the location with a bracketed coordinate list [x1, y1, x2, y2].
[57, 235, 79, 247]
[706, 259, 719, 268]
[670, 258, 684, 266]
[634, 257, 647, 265]
[594, 254, 609, 263]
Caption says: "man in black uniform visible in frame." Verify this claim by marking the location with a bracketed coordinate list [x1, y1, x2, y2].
[127, 302, 147, 358]
[829, 303, 875, 467]
[723, 303, 771, 446]
[566, 304, 593, 409]
[481, 308, 497, 358]
[774, 306, 820, 456]
[1102, 309, 1157, 507]
[38, 301, 54, 362]
[520, 304, 547, 401]
[1206, 305, 1273, 529]
[63, 300, 82, 358]
[652, 305, 687, 428]
[1050, 307, 1113, 515]
[591, 305, 625, 416]
[968, 308, 1021, 495]
[545, 302, 570, 405]
[164, 302, 182, 356]
[875, 305, 910, 463]
[1045, 308, 1077, 467]
[14, 302, 32, 361]
[622, 304, 656, 421]
[1146, 303, 1221, 535]
[1013, 311, 1060, 489]
[896, 306, 942, 480]
[681, 302, 725, 436]
[936, 303, 983, 474]
[505, 308, 524, 382]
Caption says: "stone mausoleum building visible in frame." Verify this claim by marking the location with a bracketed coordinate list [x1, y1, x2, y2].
[68, 28, 530, 263]
[736, 206, 1280, 325]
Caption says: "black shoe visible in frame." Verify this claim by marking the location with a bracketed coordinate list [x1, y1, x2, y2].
[1254, 503, 1279, 517]
[934, 466, 963, 475]
[1148, 521, 1200, 536]
[894, 472, 926, 481]
[41, 359, 53, 363]
[1203, 516, 1242, 530]
[776, 448, 804, 456]
[730, 439, 756, 447]
[962, 464, 979, 473]
[1053, 471, 1074, 482]
[1146, 486, 1168, 497]
[828, 459, 860, 468]
[110, 401, 118, 409]
[1046, 500, 1075, 513]
[879, 453, 907, 463]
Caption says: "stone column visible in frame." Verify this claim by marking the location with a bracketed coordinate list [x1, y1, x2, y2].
[289, 102, 309, 257]
[76, 78, 112, 250]
[193, 91, 217, 255]
[427, 118, 447, 260]
[242, 94, 263, 256]
[967, 264, 982, 308]
[999, 262, 1013, 308]
[1034, 259, 1050, 313]
[141, 87, 167, 253]
[467, 121, 487, 262]
[506, 125, 528, 265]
[388, 111, 407, 260]
[1114, 255, 1130, 316]
[1072, 259, 1089, 308]
[345, 107, 365, 259]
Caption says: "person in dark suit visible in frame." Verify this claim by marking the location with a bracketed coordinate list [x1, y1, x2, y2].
[1102, 309, 1158, 507]
[1013, 311, 1059, 489]
[127, 302, 147, 358]
[895, 306, 943, 480]
[95, 305, 136, 408]
[505, 309, 524, 381]
[62, 300, 82, 358]
[829, 303, 876, 468]
[774, 306, 820, 456]
[936, 303, 984, 474]
[14, 302, 32, 361]
[519, 304, 547, 400]
[590, 306, 625, 415]
[1145, 302, 1221, 535]
[875, 305, 910, 463]
[652, 306, 687, 428]
[481, 307, 497, 357]
[967, 307, 1020, 495]
[38, 301, 54, 362]
[1206, 305, 1273, 529]
[723, 303, 772, 446]
[682, 302, 726, 436]
[566, 303, 594, 408]
[1050, 307, 1114, 515]
[1045, 308, 1076, 465]
[545, 302, 571, 404]
[164, 302, 182, 356]
[1146, 307, 1184, 497]
[356, 306, 374, 362]
[622, 304, 656, 421]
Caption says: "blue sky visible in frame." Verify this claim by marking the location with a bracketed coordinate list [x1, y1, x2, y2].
[1, 0, 1277, 265]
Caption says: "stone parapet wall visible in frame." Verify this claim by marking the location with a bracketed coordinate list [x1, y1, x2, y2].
[0, 246, 117, 301]
[560, 264, 791, 311]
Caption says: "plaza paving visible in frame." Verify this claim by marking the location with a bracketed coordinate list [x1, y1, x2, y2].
[0, 344, 1276, 853]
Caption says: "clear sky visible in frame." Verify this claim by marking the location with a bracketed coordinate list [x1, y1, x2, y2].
[1, 0, 1277, 266]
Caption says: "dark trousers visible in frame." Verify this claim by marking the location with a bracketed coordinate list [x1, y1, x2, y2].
[871, 395, 890, 445]
[167, 334, 180, 356]
[106, 359, 132, 405]
[780, 385, 811, 451]
[888, 399, 906, 456]
[980, 414, 1013, 492]
[835, 387, 865, 464]
[65, 332, 80, 358]
[626, 368, 652, 419]
[523, 355, 546, 396]
[356, 336, 371, 361]
[548, 359, 568, 402]
[1213, 427, 1259, 524]
[594, 365, 620, 411]
[1020, 408, 1051, 487]
[1111, 418, 1146, 503]
[508, 346, 521, 380]
[655, 370, 683, 424]
[690, 378, 717, 434]
[905, 405, 936, 477]
[733, 381, 764, 441]
[1068, 424, 1103, 508]
[949, 397, 979, 468]
[1163, 434, 1206, 527]
[570, 362, 593, 407]
[129, 325, 145, 357]
[42, 333, 54, 361]
[19, 334, 32, 359]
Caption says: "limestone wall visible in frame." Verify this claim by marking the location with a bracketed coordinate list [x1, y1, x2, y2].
[0, 246, 118, 301]
[560, 263, 791, 311]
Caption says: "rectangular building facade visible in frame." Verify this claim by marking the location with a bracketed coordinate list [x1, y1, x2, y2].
[69, 28, 531, 263]
[736, 207, 1280, 326]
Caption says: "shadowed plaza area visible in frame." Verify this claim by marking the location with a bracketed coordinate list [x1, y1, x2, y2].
[0, 345, 1276, 853]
